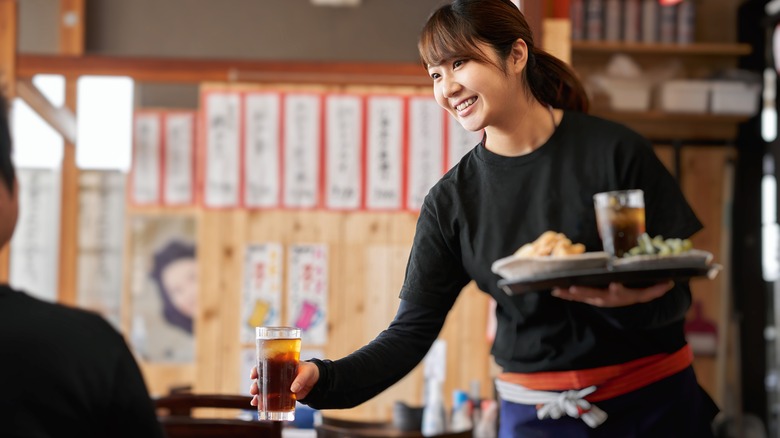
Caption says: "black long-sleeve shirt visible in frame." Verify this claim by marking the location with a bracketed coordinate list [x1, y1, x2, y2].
[301, 111, 701, 410]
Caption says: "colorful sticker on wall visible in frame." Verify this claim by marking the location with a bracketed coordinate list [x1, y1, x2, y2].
[283, 93, 321, 208]
[324, 94, 362, 210]
[244, 92, 281, 208]
[203, 92, 241, 207]
[241, 243, 284, 343]
[287, 244, 328, 345]
[408, 97, 444, 211]
[164, 112, 196, 205]
[366, 96, 403, 210]
[132, 112, 161, 205]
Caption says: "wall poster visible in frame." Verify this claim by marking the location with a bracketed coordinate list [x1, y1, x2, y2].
[283, 93, 321, 208]
[366, 96, 404, 210]
[244, 92, 282, 208]
[77, 171, 126, 329]
[408, 97, 444, 211]
[131, 113, 161, 205]
[324, 94, 362, 210]
[203, 92, 241, 207]
[129, 215, 197, 363]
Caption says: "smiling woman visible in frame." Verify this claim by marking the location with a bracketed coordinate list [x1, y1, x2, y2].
[247, 0, 719, 436]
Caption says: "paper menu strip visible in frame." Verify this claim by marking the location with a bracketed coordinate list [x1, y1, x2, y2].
[324, 94, 363, 210]
[244, 93, 282, 208]
[407, 97, 444, 211]
[447, 118, 482, 170]
[204, 92, 241, 208]
[366, 96, 404, 210]
[164, 112, 195, 205]
[132, 113, 161, 205]
[283, 94, 321, 208]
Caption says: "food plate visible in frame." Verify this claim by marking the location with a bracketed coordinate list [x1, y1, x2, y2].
[491, 251, 611, 281]
[611, 249, 713, 269]
[497, 262, 722, 295]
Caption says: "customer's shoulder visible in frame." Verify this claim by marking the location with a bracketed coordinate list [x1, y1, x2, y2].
[11, 289, 119, 337]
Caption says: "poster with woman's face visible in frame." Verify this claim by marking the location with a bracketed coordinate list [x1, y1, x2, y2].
[129, 215, 197, 363]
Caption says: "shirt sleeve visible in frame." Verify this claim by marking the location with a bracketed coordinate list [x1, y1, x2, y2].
[299, 299, 449, 409]
[398, 193, 471, 310]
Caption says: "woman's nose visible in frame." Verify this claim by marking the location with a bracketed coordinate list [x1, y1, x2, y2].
[441, 76, 461, 98]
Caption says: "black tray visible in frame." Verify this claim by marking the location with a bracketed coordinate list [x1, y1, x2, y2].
[497, 263, 721, 295]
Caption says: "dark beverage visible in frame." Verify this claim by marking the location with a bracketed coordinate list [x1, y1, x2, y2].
[594, 190, 646, 258]
[596, 206, 646, 257]
[256, 328, 301, 421]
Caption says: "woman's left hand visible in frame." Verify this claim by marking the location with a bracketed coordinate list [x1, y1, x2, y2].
[551, 281, 673, 307]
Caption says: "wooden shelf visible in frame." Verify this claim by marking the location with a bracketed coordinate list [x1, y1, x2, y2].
[591, 110, 751, 142]
[572, 41, 752, 57]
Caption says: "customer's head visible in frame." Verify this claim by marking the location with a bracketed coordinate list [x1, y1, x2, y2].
[0, 92, 19, 250]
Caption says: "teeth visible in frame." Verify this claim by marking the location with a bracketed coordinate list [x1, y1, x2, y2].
[456, 97, 477, 112]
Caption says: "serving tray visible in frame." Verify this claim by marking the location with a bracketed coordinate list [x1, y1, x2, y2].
[497, 262, 722, 295]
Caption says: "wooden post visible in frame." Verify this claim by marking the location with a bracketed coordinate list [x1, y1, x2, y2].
[56, 0, 85, 305]
[0, 0, 17, 282]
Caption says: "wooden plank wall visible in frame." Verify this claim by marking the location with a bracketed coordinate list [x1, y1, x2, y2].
[130, 82, 494, 421]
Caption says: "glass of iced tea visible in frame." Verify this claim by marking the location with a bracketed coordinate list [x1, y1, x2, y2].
[256, 326, 302, 421]
[593, 189, 646, 258]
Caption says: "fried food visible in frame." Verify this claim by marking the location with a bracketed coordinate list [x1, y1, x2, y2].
[514, 231, 586, 257]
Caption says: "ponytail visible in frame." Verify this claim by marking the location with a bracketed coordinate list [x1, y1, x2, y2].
[526, 48, 589, 112]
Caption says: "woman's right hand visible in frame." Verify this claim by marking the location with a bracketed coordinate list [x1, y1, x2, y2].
[249, 361, 321, 406]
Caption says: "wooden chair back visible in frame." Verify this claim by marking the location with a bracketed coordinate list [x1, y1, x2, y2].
[155, 393, 283, 438]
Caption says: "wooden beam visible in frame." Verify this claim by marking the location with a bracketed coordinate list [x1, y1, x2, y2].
[58, 0, 85, 56]
[56, 80, 79, 305]
[56, 0, 84, 306]
[16, 79, 77, 144]
[17, 54, 430, 86]
[0, 0, 17, 282]
[0, 0, 17, 97]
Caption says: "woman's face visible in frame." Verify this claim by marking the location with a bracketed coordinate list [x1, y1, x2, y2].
[427, 41, 525, 133]
[161, 257, 198, 318]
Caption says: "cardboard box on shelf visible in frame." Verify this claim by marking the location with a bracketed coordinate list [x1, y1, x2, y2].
[710, 81, 761, 115]
[659, 80, 710, 113]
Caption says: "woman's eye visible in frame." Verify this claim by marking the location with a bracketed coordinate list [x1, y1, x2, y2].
[453, 59, 465, 68]
[430, 72, 440, 80]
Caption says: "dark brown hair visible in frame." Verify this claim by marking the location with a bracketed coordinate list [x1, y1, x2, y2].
[0, 92, 14, 192]
[418, 0, 589, 112]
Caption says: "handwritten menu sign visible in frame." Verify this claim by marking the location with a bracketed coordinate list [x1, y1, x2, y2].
[408, 97, 444, 211]
[324, 95, 362, 210]
[164, 112, 196, 205]
[132, 113, 161, 205]
[287, 244, 328, 345]
[241, 243, 284, 343]
[283, 94, 321, 208]
[9, 169, 60, 302]
[244, 93, 282, 208]
[204, 92, 241, 207]
[77, 171, 126, 328]
[447, 118, 482, 170]
[366, 96, 403, 210]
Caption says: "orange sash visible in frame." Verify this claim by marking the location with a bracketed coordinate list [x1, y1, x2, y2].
[497, 345, 693, 402]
